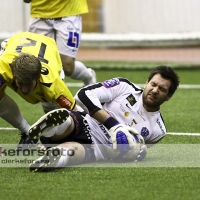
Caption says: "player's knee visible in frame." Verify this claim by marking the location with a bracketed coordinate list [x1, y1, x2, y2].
[58, 142, 86, 165]
[41, 102, 59, 113]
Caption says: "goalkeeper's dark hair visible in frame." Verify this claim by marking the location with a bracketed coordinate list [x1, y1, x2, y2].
[10, 53, 41, 84]
[147, 66, 179, 96]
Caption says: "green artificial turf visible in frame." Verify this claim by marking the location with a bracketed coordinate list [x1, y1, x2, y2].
[0, 67, 200, 200]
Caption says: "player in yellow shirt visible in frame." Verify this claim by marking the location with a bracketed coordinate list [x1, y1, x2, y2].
[0, 32, 80, 151]
[23, 0, 96, 86]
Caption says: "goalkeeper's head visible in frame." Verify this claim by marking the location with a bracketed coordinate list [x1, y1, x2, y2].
[147, 66, 179, 96]
[142, 66, 179, 112]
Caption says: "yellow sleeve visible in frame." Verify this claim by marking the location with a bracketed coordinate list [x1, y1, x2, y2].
[42, 76, 76, 110]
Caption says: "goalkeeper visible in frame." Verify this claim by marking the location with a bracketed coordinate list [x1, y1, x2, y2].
[27, 66, 179, 172]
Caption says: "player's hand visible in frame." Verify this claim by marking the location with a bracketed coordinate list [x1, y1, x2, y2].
[108, 124, 138, 150]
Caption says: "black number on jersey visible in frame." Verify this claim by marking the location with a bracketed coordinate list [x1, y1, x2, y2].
[41, 67, 49, 75]
[15, 38, 49, 64]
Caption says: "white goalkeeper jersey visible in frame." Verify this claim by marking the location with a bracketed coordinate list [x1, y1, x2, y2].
[75, 78, 166, 160]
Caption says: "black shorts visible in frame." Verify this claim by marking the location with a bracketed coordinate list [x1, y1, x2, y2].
[40, 111, 93, 148]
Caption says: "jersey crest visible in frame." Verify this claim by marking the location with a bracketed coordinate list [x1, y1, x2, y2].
[140, 127, 149, 137]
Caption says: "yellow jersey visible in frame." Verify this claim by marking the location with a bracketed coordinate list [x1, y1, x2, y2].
[30, 0, 88, 18]
[0, 32, 75, 110]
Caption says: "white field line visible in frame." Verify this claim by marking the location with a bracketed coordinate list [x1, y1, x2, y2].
[66, 82, 200, 89]
[0, 127, 200, 136]
[167, 132, 200, 136]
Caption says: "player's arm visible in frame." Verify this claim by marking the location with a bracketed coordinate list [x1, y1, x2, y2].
[75, 78, 138, 149]
[50, 77, 76, 110]
[75, 78, 126, 115]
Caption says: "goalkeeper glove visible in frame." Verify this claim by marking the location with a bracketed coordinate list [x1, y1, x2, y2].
[103, 116, 138, 150]
[109, 124, 139, 150]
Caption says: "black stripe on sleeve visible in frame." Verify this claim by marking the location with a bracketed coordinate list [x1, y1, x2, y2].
[77, 83, 103, 115]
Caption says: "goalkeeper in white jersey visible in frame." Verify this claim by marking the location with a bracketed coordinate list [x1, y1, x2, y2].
[27, 66, 179, 172]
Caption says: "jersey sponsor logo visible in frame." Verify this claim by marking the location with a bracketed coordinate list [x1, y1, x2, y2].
[140, 127, 149, 137]
[124, 111, 129, 117]
[156, 118, 165, 135]
[99, 123, 110, 139]
[102, 78, 120, 88]
[67, 32, 79, 48]
[130, 119, 137, 126]
[83, 119, 92, 140]
[0, 75, 5, 88]
[126, 94, 136, 106]
[56, 95, 73, 110]
[125, 103, 132, 109]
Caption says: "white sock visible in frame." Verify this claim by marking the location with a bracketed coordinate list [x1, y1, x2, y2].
[0, 94, 30, 133]
[54, 147, 70, 167]
[70, 61, 93, 85]
[42, 117, 72, 137]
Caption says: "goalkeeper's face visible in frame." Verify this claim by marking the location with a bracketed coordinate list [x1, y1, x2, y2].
[142, 74, 171, 112]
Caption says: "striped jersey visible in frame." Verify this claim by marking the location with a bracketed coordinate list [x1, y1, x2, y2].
[75, 78, 166, 146]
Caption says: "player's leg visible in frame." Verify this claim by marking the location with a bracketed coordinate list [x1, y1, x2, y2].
[0, 88, 30, 133]
[55, 15, 96, 85]
[28, 108, 73, 141]
[29, 110, 94, 172]
[0, 87, 32, 150]
[72, 61, 96, 86]
[40, 102, 59, 113]
[29, 142, 86, 172]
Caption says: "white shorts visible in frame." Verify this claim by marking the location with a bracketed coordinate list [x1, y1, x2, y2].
[28, 15, 82, 58]
[84, 115, 111, 161]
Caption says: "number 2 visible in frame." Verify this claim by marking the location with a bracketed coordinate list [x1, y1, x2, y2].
[15, 38, 49, 64]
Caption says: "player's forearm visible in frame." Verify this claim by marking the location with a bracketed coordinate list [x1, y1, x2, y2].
[23, 0, 31, 3]
[90, 109, 120, 131]
[90, 109, 111, 124]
